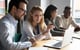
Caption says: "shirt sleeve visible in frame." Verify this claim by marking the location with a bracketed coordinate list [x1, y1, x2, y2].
[0, 22, 32, 50]
[55, 16, 61, 28]
[44, 31, 52, 39]
[71, 17, 78, 27]
[23, 21, 35, 38]
[39, 25, 52, 40]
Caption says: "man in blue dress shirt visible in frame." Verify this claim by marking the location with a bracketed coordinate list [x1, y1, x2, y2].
[0, 0, 36, 50]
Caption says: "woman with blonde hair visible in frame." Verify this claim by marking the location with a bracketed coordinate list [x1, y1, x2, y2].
[22, 6, 54, 41]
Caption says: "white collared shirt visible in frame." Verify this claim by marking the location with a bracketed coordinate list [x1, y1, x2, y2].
[59, 15, 78, 29]
[0, 13, 32, 50]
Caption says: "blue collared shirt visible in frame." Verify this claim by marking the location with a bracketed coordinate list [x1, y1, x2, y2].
[0, 13, 32, 50]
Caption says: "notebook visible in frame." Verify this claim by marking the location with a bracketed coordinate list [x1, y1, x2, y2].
[29, 47, 48, 50]
[44, 26, 74, 49]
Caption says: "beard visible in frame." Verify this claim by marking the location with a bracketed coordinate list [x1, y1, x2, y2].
[14, 15, 20, 21]
[14, 16, 23, 21]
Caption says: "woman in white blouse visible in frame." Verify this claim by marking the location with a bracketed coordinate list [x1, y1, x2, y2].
[22, 6, 54, 41]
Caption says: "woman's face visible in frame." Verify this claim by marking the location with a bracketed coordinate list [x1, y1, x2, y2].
[32, 10, 43, 24]
[51, 10, 57, 19]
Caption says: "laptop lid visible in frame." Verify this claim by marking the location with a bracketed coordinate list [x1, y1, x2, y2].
[61, 26, 74, 48]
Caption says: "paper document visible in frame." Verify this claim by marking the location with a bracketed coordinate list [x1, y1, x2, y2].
[29, 47, 48, 50]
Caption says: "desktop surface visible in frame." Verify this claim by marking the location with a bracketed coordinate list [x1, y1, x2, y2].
[23, 36, 80, 50]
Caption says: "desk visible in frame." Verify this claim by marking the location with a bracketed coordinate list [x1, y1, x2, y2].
[73, 31, 80, 39]
[25, 37, 80, 50]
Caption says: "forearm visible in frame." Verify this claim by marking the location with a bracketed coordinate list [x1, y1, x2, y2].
[37, 30, 52, 40]
[0, 33, 32, 50]
[16, 41, 32, 49]
[1, 38, 32, 50]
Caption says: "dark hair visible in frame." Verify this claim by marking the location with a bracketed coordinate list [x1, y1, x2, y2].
[44, 4, 57, 20]
[64, 6, 71, 11]
[8, 0, 28, 12]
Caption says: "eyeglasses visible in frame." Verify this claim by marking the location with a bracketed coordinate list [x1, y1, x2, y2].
[18, 8, 27, 13]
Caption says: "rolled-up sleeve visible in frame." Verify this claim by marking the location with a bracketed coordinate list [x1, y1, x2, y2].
[0, 22, 32, 50]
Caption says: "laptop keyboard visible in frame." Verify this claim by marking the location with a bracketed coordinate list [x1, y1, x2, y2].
[53, 41, 62, 47]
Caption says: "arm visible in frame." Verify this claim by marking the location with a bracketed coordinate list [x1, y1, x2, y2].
[39, 24, 53, 40]
[71, 17, 78, 27]
[34, 29, 52, 40]
[55, 16, 61, 29]
[23, 21, 35, 38]
[0, 22, 32, 50]
[70, 17, 80, 32]
[43, 30, 52, 40]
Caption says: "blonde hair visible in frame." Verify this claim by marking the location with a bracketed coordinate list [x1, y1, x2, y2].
[28, 6, 47, 32]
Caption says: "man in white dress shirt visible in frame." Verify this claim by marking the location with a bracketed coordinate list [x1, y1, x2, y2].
[58, 6, 80, 32]
[0, 0, 36, 50]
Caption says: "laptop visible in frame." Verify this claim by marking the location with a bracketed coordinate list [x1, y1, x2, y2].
[44, 26, 74, 49]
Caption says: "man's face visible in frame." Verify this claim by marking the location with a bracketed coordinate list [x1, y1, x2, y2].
[64, 9, 71, 18]
[15, 2, 27, 20]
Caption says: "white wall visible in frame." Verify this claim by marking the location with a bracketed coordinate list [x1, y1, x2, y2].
[27, 0, 41, 14]
[27, 0, 71, 15]
[41, 0, 51, 13]
[51, 0, 70, 15]
[41, 0, 70, 15]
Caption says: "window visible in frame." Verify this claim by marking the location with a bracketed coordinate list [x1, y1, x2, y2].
[71, 0, 80, 23]
[0, 0, 5, 18]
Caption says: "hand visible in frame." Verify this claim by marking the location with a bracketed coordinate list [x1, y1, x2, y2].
[74, 27, 80, 32]
[29, 37, 37, 46]
[47, 24, 55, 31]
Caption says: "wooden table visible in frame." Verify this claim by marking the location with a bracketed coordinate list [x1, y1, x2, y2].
[24, 37, 80, 50]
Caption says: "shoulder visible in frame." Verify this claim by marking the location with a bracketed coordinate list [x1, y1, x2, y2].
[0, 20, 8, 33]
[23, 20, 33, 29]
[0, 15, 12, 26]
[56, 15, 61, 19]
[0, 14, 11, 25]
[24, 20, 31, 26]
[0, 15, 10, 26]
[55, 15, 62, 20]
[69, 16, 72, 19]
[68, 16, 73, 20]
